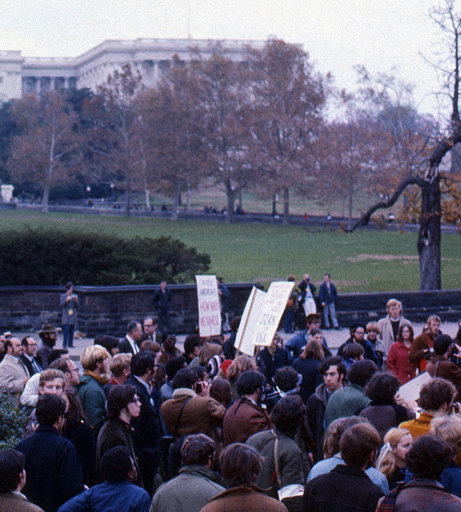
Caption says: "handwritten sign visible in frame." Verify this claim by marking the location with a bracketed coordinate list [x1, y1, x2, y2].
[398, 371, 432, 412]
[253, 281, 294, 347]
[196, 275, 221, 337]
[235, 286, 266, 356]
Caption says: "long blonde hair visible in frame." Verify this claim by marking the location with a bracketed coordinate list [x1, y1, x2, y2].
[376, 428, 411, 478]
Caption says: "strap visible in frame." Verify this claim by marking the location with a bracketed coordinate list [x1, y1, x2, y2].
[434, 361, 440, 377]
[271, 429, 282, 489]
[173, 396, 192, 439]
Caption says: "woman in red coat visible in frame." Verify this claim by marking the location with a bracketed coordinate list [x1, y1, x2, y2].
[387, 324, 417, 385]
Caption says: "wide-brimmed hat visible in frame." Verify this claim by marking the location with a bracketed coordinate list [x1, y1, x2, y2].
[38, 323, 62, 334]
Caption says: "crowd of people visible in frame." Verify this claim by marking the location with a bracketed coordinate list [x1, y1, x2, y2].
[2, 288, 461, 511]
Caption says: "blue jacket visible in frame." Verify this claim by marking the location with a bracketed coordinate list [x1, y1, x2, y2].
[319, 281, 338, 305]
[58, 481, 150, 512]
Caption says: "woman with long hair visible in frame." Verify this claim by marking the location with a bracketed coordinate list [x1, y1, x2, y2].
[376, 427, 413, 489]
[387, 324, 417, 385]
[96, 384, 143, 486]
[292, 335, 324, 402]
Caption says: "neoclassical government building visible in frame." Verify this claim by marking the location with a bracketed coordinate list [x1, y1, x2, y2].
[0, 38, 267, 102]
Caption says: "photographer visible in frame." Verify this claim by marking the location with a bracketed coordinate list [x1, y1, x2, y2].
[426, 335, 461, 400]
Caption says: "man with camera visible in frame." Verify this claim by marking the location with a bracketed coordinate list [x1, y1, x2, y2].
[426, 334, 461, 400]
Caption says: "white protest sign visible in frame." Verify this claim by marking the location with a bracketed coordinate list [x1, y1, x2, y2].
[195, 275, 221, 337]
[254, 281, 294, 347]
[398, 371, 432, 412]
[235, 286, 266, 356]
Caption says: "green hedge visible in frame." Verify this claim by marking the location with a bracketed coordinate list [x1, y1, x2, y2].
[0, 394, 28, 449]
[0, 228, 210, 285]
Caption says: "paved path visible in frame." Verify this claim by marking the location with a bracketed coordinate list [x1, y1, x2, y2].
[13, 320, 460, 363]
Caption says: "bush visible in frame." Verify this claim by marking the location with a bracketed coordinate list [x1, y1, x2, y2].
[0, 228, 210, 285]
[0, 395, 28, 449]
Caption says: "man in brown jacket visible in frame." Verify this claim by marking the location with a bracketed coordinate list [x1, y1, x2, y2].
[200, 443, 287, 512]
[426, 334, 461, 400]
[161, 368, 225, 441]
[223, 370, 272, 446]
[409, 315, 441, 372]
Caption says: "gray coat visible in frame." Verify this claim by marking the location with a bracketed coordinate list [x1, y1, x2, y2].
[60, 292, 79, 325]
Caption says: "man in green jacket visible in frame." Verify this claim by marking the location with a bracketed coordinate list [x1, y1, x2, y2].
[151, 434, 224, 512]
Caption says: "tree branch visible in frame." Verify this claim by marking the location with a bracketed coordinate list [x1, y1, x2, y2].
[344, 176, 423, 232]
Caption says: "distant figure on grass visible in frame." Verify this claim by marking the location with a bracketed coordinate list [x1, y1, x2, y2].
[153, 279, 173, 334]
[60, 281, 79, 349]
[298, 274, 317, 317]
[318, 273, 339, 330]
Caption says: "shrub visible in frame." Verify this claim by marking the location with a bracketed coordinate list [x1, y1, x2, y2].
[0, 228, 210, 285]
[0, 395, 29, 449]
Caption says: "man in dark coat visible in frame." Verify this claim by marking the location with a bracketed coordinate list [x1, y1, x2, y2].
[118, 321, 143, 355]
[19, 336, 43, 376]
[125, 351, 162, 496]
[303, 423, 383, 512]
[153, 279, 173, 333]
[15, 394, 84, 512]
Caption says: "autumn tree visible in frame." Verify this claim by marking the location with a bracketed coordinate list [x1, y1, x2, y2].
[83, 64, 149, 216]
[189, 44, 254, 222]
[138, 56, 208, 219]
[7, 91, 80, 212]
[247, 39, 328, 224]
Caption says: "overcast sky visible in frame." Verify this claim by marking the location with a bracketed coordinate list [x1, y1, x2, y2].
[1, 0, 447, 117]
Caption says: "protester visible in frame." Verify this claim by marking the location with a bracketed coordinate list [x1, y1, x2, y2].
[151, 434, 225, 512]
[223, 370, 272, 446]
[318, 273, 340, 330]
[426, 334, 461, 399]
[15, 394, 84, 512]
[376, 435, 461, 511]
[377, 299, 412, 355]
[256, 334, 290, 382]
[60, 282, 79, 349]
[375, 428, 413, 489]
[409, 314, 441, 371]
[291, 338, 324, 402]
[0, 336, 30, 406]
[303, 423, 383, 512]
[399, 377, 457, 439]
[337, 323, 379, 366]
[36, 324, 61, 369]
[387, 324, 417, 385]
[324, 360, 378, 428]
[96, 384, 143, 486]
[305, 356, 346, 462]
[246, 396, 306, 512]
[0, 449, 44, 512]
[58, 446, 150, 512]
[199, 443, 287, 512]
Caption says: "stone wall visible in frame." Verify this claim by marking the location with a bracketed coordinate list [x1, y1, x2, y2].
[0, 284, 459, 336]
[0, 283, 258, 336]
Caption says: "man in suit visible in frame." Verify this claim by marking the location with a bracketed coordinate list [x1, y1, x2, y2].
[20, 336, 43, 377]
[153, 280, 173, 333]
[0, 337, 30, 406]
[125, 351, 162, 496]
[118, 321, 142, 355]
[141, 317, 158, 342]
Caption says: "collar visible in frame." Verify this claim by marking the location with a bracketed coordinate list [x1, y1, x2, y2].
[134, 375, 150, 393]
[22, 354, 34, 362]
[172, 388, 196, 398]
[4, 354, 20, 363]
[126, 335, 139, 352]
[83, 370, 109, 386]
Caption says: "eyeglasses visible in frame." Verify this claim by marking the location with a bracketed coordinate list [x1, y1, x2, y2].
[355, 331, 365, 335]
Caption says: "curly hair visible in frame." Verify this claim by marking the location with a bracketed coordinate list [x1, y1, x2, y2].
[227, 355, 257, 383]
[365, 372, 400, 402]
[418, 378, 456, 412]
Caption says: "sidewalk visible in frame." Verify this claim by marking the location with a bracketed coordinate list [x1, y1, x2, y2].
[14, 320, 460, 361]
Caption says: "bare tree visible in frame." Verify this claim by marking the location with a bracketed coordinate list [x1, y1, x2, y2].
[7, 91, 80, 212]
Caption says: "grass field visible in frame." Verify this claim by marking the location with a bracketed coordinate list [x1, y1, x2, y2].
[2, 210, 461, 292]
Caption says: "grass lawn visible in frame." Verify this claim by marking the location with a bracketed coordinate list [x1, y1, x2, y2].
[2, 210, 461, 292]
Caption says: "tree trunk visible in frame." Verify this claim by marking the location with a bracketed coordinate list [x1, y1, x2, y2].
[283, 187, 290, 225]
[348, 177, 353, 231]
[42, 185, 50, 213]
[171, 182, 181, 221]
[144, 186, 150, 210]
[186, 182, 191, 212]
[417, 176, 442, 290]
[125, 176, 131, 218]
[225, 179, 234, 223]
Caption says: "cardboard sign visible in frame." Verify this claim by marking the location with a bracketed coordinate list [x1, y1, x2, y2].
[253, 281, 294, 347]
[398, 371, 432, 411]
[196, 275, 221, 337]
[235, 286, 266, 356]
